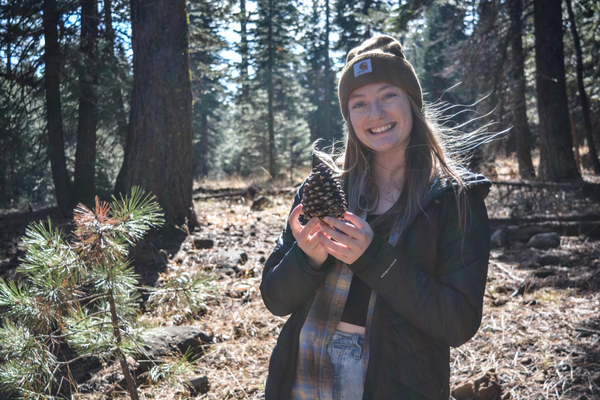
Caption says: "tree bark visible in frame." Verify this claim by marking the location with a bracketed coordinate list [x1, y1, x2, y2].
[115, 0, 197, 231]
[73, 0, 99, 205]
[43, 0, 72, 215]
[104, 0, 129, 147]
[565, 0, 600, 173]
[507, 0, 535, 179]
[267, 0, 275, 177]
[240, 0, 249, 107]
[533, 0, 581, 182]
[323, 0, 332, 146]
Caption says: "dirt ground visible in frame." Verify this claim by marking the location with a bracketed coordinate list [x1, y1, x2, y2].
[1, 177, 599, 399]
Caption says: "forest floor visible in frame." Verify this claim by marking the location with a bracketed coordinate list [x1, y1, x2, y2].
[1, 166, 600, 399]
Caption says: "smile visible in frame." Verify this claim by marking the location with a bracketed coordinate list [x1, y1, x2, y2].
[368, 123, 395, 134]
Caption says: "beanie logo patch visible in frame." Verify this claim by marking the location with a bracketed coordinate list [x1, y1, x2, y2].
[353, 59, 372, 77]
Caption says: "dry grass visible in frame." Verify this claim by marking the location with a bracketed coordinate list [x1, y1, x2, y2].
[54, 163, 600, 399]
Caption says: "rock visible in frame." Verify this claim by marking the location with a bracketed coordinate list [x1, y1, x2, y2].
[245, 185, 259, 200]
[215, 250, 248, 267]
[451, 382, 474, 399]
[533, 267, 557, 278]
[520, 357, 532, 365]
[490, 229, 507, 248]
[472, 369, 501, 400]
[492, 297, 509, 307]
[538, 254, 560, 266]
[136, 326, 214, 373]
[186, 375, 210, 395]
[251, 196, 271, 211]
[516, 248, 540, 269]
[452, 369, 500, 400]
[526, 232, 560, 249]
[193, 237, 214, 249]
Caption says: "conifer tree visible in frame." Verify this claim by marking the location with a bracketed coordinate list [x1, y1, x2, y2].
[188, 0, 229, 177]
[249, 0, 311, 178]
[301, 0, 343, 150]
[333, 0, 394, 55]
[0, 188, 212, 399]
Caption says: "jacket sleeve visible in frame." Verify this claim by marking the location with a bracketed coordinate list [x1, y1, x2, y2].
[260, 183, 336, 317]
[349, 190, 490, 347]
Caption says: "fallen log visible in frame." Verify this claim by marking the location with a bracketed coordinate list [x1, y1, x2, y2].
[489, 219, 600, 240]
[490, 180, 600, 198]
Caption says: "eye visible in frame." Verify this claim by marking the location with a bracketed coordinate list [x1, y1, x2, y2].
[383, 92, 397, 100]
[351, 101, 365, 109]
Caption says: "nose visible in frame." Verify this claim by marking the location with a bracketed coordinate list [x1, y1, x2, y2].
[369, 100, 385, 121]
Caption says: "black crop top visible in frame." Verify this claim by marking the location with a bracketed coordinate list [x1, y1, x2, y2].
[340, 214, 392, 326]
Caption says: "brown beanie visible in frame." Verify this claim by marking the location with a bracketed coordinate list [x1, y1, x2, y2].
[338, 35, 423, 121]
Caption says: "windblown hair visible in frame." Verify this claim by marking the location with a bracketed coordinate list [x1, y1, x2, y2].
[315, 97, 492, 241]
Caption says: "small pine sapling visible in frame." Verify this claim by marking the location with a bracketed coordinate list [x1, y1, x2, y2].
[0, 187, 212, 399]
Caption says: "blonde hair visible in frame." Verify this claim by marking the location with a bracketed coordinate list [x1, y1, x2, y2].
[315, 97, 491, 240]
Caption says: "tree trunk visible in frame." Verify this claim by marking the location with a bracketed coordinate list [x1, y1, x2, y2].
[323, 0, 332, 146]
[240, 0, 249, 108]
[73, 0, 99, 205]
[565, 0, 600, 173]
[199, 111, 209, 177]
[115, 0, 197, 231]
[267, 0, 275, 177]
[568, 90, 581, 171]
[43, 0, 72, 215]
[507, 0, 535, 179]
[533, 0, 581, 182]
[105, 0, 129, 147]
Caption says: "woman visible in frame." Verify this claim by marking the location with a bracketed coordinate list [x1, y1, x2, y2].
[260, 35, 491, 400]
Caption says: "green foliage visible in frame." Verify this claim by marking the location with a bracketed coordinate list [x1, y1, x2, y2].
[0, 187, 213, 399]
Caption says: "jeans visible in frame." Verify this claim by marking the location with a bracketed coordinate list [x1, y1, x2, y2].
[326, 330, 365, 400]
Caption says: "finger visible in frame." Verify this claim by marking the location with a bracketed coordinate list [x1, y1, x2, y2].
[319, 221, 357, 245]
[317, 232, 352, 260]
[321, 216, 364, 240]
[288, 204, 303, 232]
[341, 212, 370, 229]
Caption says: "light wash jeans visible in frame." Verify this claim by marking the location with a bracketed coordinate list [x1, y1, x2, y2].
[326, 330, 365, 400]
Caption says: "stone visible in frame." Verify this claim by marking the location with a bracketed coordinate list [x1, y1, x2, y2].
[472, 369, 501, 400]
[215, 250, 248, 267]
[186, 375, 210, 395]
[516, 248, 540, 269]
[490, 229, 507, 248]
[193, 237, 214, 249]
[136, 326, 214, 373]
[452, 369, 500, 400]
[538, 254, 560, 266]
[251, 196, 271, 211]
[451, 382, 474, 399]
[526, 232, 560, 249]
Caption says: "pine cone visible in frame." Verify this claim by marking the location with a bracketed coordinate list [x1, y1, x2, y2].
[301, 163, 348, 219]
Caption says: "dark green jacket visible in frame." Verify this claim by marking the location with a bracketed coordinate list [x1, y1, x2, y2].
[261, 174, 491, 400]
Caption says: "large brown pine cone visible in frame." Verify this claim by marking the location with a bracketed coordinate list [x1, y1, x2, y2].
[301, 163, 348, 219]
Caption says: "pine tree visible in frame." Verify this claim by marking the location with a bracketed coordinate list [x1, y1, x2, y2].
[300, 0, 343, 150]
[43, 0, 72, 215]
[533, 0, 581, 182]
[188, 0, 229, 178]
[0, 188, 212, 399]
[333, 0, 395, 55]
[249, 0, 311, 178]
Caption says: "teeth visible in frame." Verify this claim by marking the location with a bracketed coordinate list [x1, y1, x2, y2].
[370, 123, 393, 134]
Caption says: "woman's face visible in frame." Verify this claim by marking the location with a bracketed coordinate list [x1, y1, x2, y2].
[348, 83, 413, 158]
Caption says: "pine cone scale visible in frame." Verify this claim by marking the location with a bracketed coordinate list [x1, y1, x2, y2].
[300, 163, 348, 220]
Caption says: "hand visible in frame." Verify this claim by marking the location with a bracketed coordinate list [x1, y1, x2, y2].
[317, 212, 374, 265]
[289, 204, 329, 268]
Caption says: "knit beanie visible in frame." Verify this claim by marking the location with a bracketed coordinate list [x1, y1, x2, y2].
[338, 35, 423, 121]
